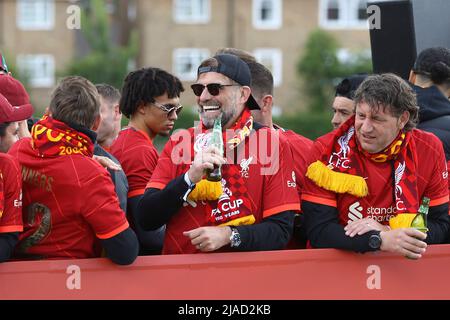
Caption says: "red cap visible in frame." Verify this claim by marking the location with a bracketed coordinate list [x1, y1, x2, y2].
[0, 75, 33, 123]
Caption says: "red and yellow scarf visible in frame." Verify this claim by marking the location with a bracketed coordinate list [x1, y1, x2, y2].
[31, 115, 94, 158]
[306, 117, 419, 213]
[189, 108, 256, 226]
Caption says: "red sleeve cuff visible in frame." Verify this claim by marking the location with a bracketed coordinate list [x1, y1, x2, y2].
[96, 221, 129, 240]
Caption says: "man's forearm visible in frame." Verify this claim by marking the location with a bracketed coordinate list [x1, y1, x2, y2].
[426, 203, 449, 244]
[234, 211, 295, 251]
[302, 200, 376, 252]
[138, 175, 190, 230]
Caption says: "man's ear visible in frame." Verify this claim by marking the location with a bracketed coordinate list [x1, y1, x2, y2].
[137, 102, 148, 115]
[408, 70, 416, 84]
[114, 104, 121, 120]
[399, 111, 410, 130]
[91, 114, 101, 131]
[240, 86, 252, 104]
[260, 95, 273, 114]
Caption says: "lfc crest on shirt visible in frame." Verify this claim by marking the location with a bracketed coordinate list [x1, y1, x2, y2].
[328, 127, 354, 169]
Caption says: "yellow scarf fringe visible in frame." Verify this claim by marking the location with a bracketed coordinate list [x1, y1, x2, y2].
[306, 161, 368, 198]
[219, 215, 256, 227]
[188, 179, 223, 201]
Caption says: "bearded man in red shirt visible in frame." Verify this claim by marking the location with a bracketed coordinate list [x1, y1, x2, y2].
[138, 54, 300, 254]
[302, 73, 449, 260]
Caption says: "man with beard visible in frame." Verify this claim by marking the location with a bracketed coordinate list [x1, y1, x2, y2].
[137, 54, 299, 254]
[215, 47, 313, 248]
[111, 68, 184, 255]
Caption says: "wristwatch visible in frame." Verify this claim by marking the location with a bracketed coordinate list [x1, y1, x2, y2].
[368, 231, 382, 250]
[229, 227, 241, 248]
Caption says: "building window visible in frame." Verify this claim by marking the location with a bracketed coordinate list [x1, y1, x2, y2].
[173, 0, 210, 24]
[17, 54, 55, 88]
[252, 0, 282, 29]
[253, 48, 282, 87]
[319, 0, 368, 29]
[327, 0, 339, 20]
[17, 0, 54, 30]
[173, 48, 210, 81]
[357, 0, 367, 21]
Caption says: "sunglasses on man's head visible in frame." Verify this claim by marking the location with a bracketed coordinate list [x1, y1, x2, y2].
[190, 83, 240, 96]
[152, 101, 183, 115]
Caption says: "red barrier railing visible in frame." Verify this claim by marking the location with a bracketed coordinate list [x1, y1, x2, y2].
[1, 245, 450, 300]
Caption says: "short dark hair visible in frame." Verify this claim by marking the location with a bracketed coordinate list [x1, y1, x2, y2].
[215, 48, 256, 63]
[120, 68, 184, 118]
[96, 83, 121, 105]
[354, 73, 419, 131]
[49, 76, 100, 128]
[413, 47, 450, 85]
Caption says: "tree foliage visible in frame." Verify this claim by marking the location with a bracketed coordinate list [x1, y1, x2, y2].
[63, 0, 137, 89]
[297, 29, 372, 114]
[288, 29, 372, 139]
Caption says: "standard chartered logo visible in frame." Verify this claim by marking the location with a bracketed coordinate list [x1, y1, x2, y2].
[348, 201, 363, 221]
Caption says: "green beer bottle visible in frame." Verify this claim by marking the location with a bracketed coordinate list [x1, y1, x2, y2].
[411, 197, 430, 232]
[205, 114, 223, 182]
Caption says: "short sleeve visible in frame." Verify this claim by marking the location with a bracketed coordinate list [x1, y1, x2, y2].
[82, 170, 129, 239]
[262, 133, 300, 218]
[147, 130, 191, 190]
[0, 155, 23, 233]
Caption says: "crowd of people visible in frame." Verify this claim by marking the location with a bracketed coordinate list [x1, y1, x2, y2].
[0, 46, 449, 264]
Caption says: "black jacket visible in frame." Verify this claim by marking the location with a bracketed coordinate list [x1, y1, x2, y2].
[94, 144, 129, 213]
[413, 85, 450, 161]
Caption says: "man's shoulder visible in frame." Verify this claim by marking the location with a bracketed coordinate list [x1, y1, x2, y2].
[411, 128, 445, 149]
[282, 129, 313, 146]
[0, 153, 19, 173]
[112, 128, 158, 155]
[94, 144, 120, 164]
[64, 154, 111, 178]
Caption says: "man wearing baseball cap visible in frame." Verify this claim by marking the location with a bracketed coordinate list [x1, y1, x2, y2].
[0, 92, 33, 261]
[138, 54, 300, 254]
[331, 74, 368, 129]
[0, 72, 34, 153]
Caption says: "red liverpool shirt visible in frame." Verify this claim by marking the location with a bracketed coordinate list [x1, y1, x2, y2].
[111, 127, 159, 198]
[0, 153, 23, 234]
[147, 127, 300, 254]
[448, 160, 450, 215]
[8, 138, 129, 259]
[282, 130, 313, 202]
[302, 129, 449, 225]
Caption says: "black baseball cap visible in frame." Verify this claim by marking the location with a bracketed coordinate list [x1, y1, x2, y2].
[335, 74, 368, 100]
[197, 54, 260, 110]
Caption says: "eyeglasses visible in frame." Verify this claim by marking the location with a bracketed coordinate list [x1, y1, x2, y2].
[152, 101, 183, 115]
[190, 83, 240, 97]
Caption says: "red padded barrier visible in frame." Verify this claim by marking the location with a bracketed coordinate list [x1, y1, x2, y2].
[1, 245, 450, 299]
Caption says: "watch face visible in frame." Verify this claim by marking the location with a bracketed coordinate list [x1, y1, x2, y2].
[230, 229, 241, 247]
[369, 234, 381, 249]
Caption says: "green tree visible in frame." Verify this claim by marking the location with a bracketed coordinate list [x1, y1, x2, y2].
[63, 0, 137, 89]
[297, 29, 341, 113]
[289, 29, 372, 140]
[297, 29, 372, 114]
